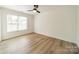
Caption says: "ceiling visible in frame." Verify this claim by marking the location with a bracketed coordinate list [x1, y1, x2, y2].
[0, 5, 76, 15]
[0, 5, 34, 14]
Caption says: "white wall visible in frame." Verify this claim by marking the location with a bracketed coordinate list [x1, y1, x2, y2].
[35, 6, 77, 43]
[0, 8, 1, 41]
[77, 6, 79, 46]
[0, 7, 34, 40]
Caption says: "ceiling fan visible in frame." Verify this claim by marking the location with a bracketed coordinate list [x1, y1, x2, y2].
[28, 5, 40, 13]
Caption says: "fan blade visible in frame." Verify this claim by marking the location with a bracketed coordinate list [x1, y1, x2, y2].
[37, 10, 40, 13]
[28, 10, 33, 11]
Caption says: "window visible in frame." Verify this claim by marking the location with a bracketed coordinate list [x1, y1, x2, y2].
[7, 14, 28, 32]
[18, 16, 27, 30]
[7, 14, 17, 32]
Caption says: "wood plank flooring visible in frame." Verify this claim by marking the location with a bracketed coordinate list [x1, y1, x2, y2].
[0, 33, 79, 54]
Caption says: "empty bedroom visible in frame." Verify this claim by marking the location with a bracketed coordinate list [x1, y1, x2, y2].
[0, 5, 79, 54]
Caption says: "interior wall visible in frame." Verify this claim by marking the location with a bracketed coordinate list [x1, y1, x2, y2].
[35, 6, 77, 43]
[0, 7, 34, 40]
[77, 6, 79, 46]
[0, 9, 1, 41]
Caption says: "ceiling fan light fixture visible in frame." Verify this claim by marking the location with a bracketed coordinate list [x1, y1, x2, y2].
[33, 10, 37, 13]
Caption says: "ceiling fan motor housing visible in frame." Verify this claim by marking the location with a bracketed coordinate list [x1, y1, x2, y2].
[34, 5, 38, 8]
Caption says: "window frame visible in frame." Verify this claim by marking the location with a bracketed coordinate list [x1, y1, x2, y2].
[7, 14, 28, 33]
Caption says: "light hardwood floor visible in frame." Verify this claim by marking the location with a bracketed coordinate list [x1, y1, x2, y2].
[0, 33, 79, 54]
